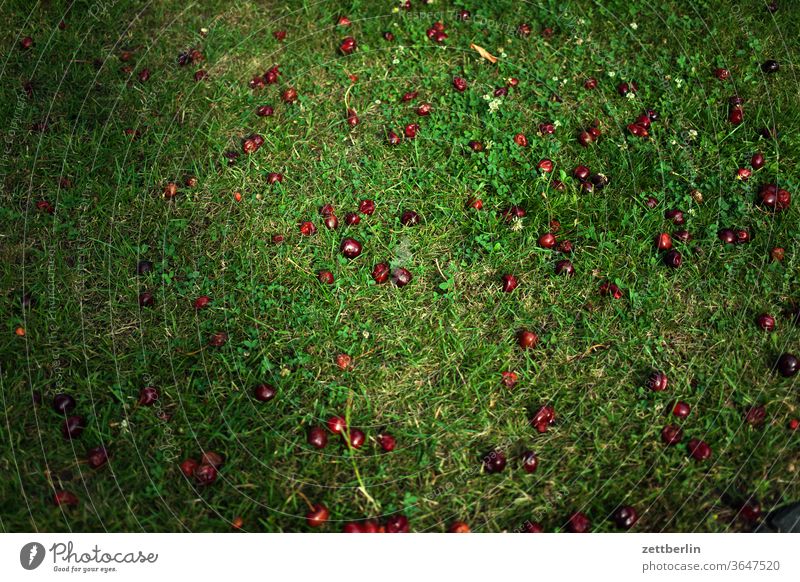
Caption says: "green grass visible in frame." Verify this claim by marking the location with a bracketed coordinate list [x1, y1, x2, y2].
[1, 0, 799, 532]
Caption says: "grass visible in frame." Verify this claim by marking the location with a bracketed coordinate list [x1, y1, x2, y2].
[1, 0, 799, 532]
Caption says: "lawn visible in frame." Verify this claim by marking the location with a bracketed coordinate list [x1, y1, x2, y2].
[1, 0, 799, 533]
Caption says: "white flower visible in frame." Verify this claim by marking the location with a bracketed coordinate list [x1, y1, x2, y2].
[482, 93, 492, 101]
[688, 129, 698, 138]
[626, 92, 636, 100]
[392, 58, 400, 64]
[608, 71, 616, 78]
[488, 99, 502, 113]
[630, 22, 638, 30]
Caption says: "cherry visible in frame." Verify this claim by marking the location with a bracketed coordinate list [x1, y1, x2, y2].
[530, 405, 556, 433]
[513, 133, 529, 147]
[537, 159, 554, 173]
[194, 70, 208, 81]
[744, 405, 766, 427]
[342, 522, 363, 533]
[718, 228, 736, 244]
[761, 60, 779, 74]
[599, 281, 623, 299]
[308, 426, 328, 449]
[138, 68, 151, 82]
[467, 197, 483, 209]
[573, 165, 590, 181]
[646, 196, 659, 208]
[771, 247, 785, 262]
[378, 433, 396, 452]
[776, 353, 798, 377]
[194, 295, 211, 310]
[193, 463, 218, 485]
[647, 371, 668, 392]
[344, 212, 360, 226]
[274, 30, 287, 41]
[20, 36, 33, 49]
[339, 37, 357, 55]
[714, 68, 730, 80]
[372, 263, 390, 284]
[729, 107, 743, 125]
[663, 250, 682, 268]
[208, 332, 228, 347]
[577, 131, 593, 147]
[345, 428, 365, 449]
[789, 418, 799, 431]
[501, 371, 518, 388]
[554, 260, 575, 276]
[400, 210, 420, 226]
[687, 438, 711, 461]
[87, 446, 109, 469]
[180, 458, 199, 478]
[539, 233, 556, 248]
[566, 511, 591, 533]
[468, 140, 484, 152]
[539, 122, 555, 134]
[401, 90, 418, 102]
[282, 88, 298, 103]
[751, 152, 765, 169]
[346, 108, 359, 127]
[392, 268, 412, 287]
[53, 490, 79, 507]
[267, 172, 284, 185]
[137, 260, 154, 275]
[385, 515, 410, 533]
[737, 168, 752, 181]
[449, 521, 470, 533]
[62, 415, 86, 439]
[664, 208, 684, 225]
[256, 105, 274, 117]
[324, 215, 339, 230]
[518, 23, 532, 36]
[306, 504, 329, 527]
[482, 449, 507, 474]
[517, 329, 538, 350]
[493, 86, 508, 97]
[661, 424, 683, 445]
[612, 506, 638, 529]
[501, 206, 526, 222]
[755, 313, 776, 331]
[655, 233, 673, 251]
[139, 291, 155, 307]
[617, 81, 637, 96]
[584, 77, 598, 90]
[522, 521, 544, 533]
[383, 31, 395, 41]
[738, 500, 762, 523]
[254, 384, 276, 401]
[138, 386, 159, 405]
[672, 401, 691, 419]
[318, 270, 334, 284]
[327, 415, 346, 434]
[53, 393, 76, 414]
[521, 451, 538, 473]
[340, 238, 362, 259]
[453, 77, 468, 92]
[501, 274, 519, 293]
[299, 221, 317, 236]
[416, 103, 432, 116]
[335, 353, 353, 370]
[404, 123, 419, 139]
[735, 229, 751, 244]
[359, 199, 376, 215]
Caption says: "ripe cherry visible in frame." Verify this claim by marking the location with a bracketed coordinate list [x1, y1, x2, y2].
[87, 446, 109, 469]
[327, 415, 346, 434]
[372, 263, 390, 284]
[501, 274, 519, 292]
[254, 384, 276, 401]
[482, 449, 507, 474]
[521, 451, 538, 473]
[530, 405, 556, 433]
[539, 233, 556, 248]
[318, 270, 334, 284]
[663, 250, 682, 268]
[392, 268, 412, 287]
[193, 463, 218, 485]
[378, 433, 396, 452]
[194, 295, 211, 310]
[453, 77, 468, 92]
[517, 329, 538, 350]
[359, 199, 376, 215]
[340, 238, 362, 259]
[306, 504, 330, 527]
[180, 458, 199, 477]
[776, 353, 799, 377]
[612, 506, 638, 529]
[138, 386, 159, 405]
[400, 210, 420, 226]
[53, 393, 76, 414]
[554, 260, 575, 276]
[687, 438, 712, 461]
[647, 371, 668, 392]
[566, 512, 591, 533]
[672, 401, 691, 419]
[308, 427, 328, 449]
[755, 313, 776, 331]
[62, 415, 86, 439]
[661, 424, 683, 445]
[53, 490, 79, 507]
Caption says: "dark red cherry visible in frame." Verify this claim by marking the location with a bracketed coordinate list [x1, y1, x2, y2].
[501, 274, 519, 292]
[647, 371, 668, 392]
[307, 426, 328, 449]
[392, 268, 412, 287]
[400, 210, 420, 226]
[138, 386, 159, 405]
[755, 313, 776, 331]
[62, 415, 86, 439]
[254, 383, 276, 401]
[86, 446, 109, 469]
[663, 250, 682, 268]
[359, 199, 376, 215]
[378, 433, 396, 452]
[372, 263, 390, 284]
[53, 393, 76, 414]
[687, 438, 711, 461]
[193, 463, 218, 485]
[661, 424, 683, 445]
[327, 415, 346, 434]
[517, 330, 538, 350]
[554, 260, 575, 276]
[340, 238, 363, 259]
[521, 451, 538, 473]
[612, 506, 638, 529]
[385, 514, 410, 533]
[672, 401, 691, 419]
[53, 490, 79, 507]
[306, 504, 329, 527]
[776, 353, 799, 377]
[482, 449, 507, 474]
[566, 511, 591, 533]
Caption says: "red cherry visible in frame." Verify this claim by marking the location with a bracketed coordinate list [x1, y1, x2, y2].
[517, 329, 538, 349]
[378, 433, 396, 452]
[53, 490, 79, 507]
[501, 274, 519, 292]
[372, 263, 390, 284]
[308, 427, 328, 449]
[194, 295, 211, 310]
[327, 415, 346, 434]
[306, 504, 330, 527]
[180, 458, 199, 478]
